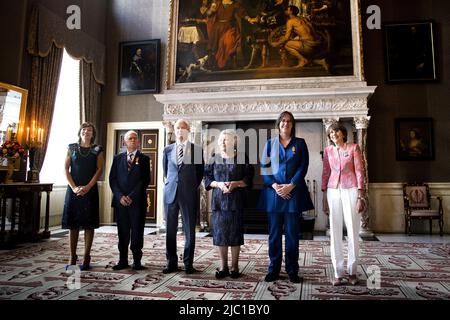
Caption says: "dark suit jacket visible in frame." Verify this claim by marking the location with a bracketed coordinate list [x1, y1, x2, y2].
[109, 150, 150, 212]
[162, 141, 204, 205]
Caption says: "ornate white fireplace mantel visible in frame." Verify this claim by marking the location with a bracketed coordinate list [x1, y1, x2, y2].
[156, 83, 376, 122]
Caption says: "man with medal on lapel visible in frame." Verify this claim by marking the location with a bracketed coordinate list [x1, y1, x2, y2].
[109, 130, 150, 270]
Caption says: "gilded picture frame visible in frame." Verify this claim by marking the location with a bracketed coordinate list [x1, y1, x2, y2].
[165, 0, 364, 90]
[118, 39, 161, 95]
[385, 21, 437, 83]
[395, 118, 435, 161]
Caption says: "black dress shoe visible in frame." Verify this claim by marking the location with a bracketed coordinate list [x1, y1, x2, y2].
[230, 271, 241, 279]
[112, 263, 129, 270]
[289, 274, 301, 283]
[185, 266, 198, 274]
[264, 272, 279, 282]
[162, 266, 178, 274]
[215, 268, 230, 279]
[132, 263, 147, 271]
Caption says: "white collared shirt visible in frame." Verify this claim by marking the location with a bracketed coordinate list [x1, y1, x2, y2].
[127, 150, 137, 161]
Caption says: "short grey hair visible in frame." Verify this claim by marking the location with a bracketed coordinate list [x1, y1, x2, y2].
[124, 130, 138, 140]
[218, 129, 239, 149]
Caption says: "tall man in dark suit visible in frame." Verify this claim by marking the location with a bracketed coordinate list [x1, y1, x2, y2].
[109, 130, 150, 270]
[163, 119, 204, 274]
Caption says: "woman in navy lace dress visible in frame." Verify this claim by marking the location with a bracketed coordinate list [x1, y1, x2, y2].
[62, 122, 104, 270]
[204, 130, 254, 279]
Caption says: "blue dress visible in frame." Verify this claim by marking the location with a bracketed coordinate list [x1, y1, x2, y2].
[62, 143, 102, 229]
[204, 153, 254, 246]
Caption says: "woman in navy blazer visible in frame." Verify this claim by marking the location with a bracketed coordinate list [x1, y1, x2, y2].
[259, 111, 314, 283]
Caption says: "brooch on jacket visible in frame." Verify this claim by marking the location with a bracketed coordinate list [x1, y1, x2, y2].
[135, 156, 140, 165]
[292, 146, 296, 154]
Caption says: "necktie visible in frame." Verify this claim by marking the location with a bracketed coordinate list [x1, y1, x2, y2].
[177, 144, 184, 166]
[128, 153, 134, 171]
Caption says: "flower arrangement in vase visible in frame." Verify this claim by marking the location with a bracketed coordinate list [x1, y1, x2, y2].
[1, 140, 26, 158]
[1, 140, 26, 183]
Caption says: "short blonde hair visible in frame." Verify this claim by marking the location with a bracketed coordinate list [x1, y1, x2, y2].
[175, 119, 190, 131]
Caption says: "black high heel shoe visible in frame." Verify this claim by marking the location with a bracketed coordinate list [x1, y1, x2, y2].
[80, 255, 91, 271]
[65, 255, 78, 270]
[215, 268, 230, 279]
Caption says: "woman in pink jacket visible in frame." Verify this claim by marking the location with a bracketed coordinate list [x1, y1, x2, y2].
[322, 123, 365, 286]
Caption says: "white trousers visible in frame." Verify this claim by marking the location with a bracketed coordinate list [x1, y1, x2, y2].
[327, 187, 360, 278]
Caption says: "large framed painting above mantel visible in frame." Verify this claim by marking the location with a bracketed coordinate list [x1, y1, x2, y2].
[165, 0, 364, 91]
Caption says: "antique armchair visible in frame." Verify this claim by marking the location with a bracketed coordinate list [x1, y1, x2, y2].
[403, 182, 444, 236]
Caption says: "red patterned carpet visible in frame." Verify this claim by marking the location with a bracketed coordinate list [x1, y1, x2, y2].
[0, 233, 449, 300]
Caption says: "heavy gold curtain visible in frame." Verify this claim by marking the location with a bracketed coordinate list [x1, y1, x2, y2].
[27, 5, 63, 170]
[81, 60, 102, 133]
[26, 4, 104, 170]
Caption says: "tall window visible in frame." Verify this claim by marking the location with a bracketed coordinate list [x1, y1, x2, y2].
[40, 49, 80, 185]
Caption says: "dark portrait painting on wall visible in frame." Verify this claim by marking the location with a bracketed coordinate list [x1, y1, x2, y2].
[118, 40, 161, 95]
[174, 0, 354, 83]
[385, 21, 437, 83]
[395, 118, 434, 161]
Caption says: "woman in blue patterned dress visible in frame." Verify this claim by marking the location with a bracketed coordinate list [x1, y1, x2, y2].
[62, 122, 104, 270]
[204, 130, 254, 279]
